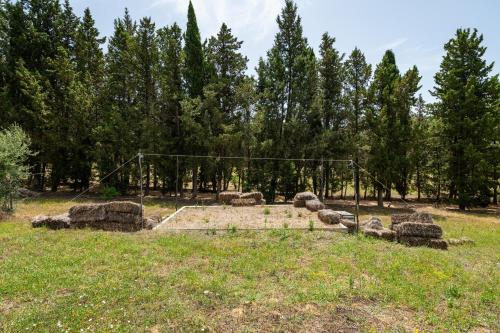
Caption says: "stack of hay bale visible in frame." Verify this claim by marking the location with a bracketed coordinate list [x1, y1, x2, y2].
[362, 216, 396, 241]
[231, 198, 257, 207]
[219, 191, 242, 204]
[390, 212, 447, 250]
[32, 201, 145, 232]
[293, 192, 325, 212]
[219, 191, 265, 206]
[69, 201, 143, 232]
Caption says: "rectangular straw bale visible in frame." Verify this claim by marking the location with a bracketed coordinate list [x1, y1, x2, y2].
[397, 222, 443, 239]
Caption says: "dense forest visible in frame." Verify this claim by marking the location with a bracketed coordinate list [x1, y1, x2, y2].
[0, 0, 498, 209]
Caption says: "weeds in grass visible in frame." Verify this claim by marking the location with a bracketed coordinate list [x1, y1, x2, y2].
[308, 220, 314, 231]
[227, 224, 237, 233]
[445, 284, 461, 308]
[349, 275, 354, 290]
[263, 207, 270, 215]
[206, 229, 216, 236]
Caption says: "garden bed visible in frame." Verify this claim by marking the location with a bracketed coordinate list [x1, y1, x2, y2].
[155, 205, 348, 232]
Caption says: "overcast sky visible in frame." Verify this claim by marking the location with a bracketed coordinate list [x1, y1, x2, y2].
[71, 0, 499, 102]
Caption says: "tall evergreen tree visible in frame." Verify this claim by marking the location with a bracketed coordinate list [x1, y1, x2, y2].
[367, 50, 400, 206]
[316, 32, 345, 199]
[393, 66, 421, 199]
[255, 0, 316, 202]
[136, 16, 158, 194]
[157, 23, 183, 194]
[345, 47, 371, 203]
[432, 28, 499, 209]
[183, 1, 204, 98]
[97, 9, 138, 193]
[205, 23, 249, 196]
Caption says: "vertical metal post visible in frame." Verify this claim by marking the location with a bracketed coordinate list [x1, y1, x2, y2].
[138, 152, 144, 227]
[175, 155, 179, 211]
[351, 160, 360, 233]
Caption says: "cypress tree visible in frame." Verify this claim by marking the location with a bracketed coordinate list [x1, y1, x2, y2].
[432, 28, 499, 209]
[157, 23, 183, 194]
[184, 1, 204, 98]
[345, 47, 372, 203]
[367, 50, 400, 206]
[393, 66, 421, 199]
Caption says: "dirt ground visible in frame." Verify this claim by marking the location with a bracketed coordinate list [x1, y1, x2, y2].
[155, 205, 348, 232]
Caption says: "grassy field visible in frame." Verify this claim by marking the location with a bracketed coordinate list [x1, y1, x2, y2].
[0, 197, 498, 332]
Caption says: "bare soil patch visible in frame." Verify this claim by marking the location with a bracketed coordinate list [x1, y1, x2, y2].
[155, 205, 347, 232]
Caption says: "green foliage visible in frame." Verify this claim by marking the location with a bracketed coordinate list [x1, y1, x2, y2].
[308, 219, 314, 231]
[432, 28, 500, 209]
[0, 0, 497, 209]
[101, 186, 119, 200]
[0, 125, 32, 211]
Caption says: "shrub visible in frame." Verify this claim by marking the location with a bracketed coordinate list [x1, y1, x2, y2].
[101, 186, 119, 200]
[263, 207, 270, 215]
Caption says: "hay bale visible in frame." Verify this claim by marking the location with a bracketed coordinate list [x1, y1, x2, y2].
[143, 218, 159, 230]
[293, 192, 318, 207]
[219, 191, 242, 204]
[68, 202, 144, 232]
[397, 222, 443, 239]
[364, 228, 396, 241]
[390, 214, 411, 230]
[340, 219, 357, 233]
[409, 212, 433, 224]
[231, 198, 257, 207]
[105, 212, 142, 224]
[362, 216, 383, 230]
[240, 192, 264, 202]
[317, 209, 342, 224]
[31, 214, 71, 230]
[69, 204, 106, 222]
[305, 199, 325, 212]
[398, 236, 448, 250]
[447, 237, 475, 246]
[104, 201, 142, 215]
[73, 221, 142, 232]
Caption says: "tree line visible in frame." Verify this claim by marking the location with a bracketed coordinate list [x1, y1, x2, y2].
[0, 0, 498, 209]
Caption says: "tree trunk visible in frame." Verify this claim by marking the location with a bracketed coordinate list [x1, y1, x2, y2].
[192, 166, 198, 199]
[145, 163, 150, 195]
[377, 188, 383, 207]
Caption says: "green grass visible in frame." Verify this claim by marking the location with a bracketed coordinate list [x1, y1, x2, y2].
[0, 198, 498, 332]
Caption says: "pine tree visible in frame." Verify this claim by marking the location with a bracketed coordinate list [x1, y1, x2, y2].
[345, 47, 371, 203]
[432, 28, 499, 209]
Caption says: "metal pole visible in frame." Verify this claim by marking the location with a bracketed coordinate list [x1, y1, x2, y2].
[175, 155, 179, 211]
[351, 160, 360, 233]
[138, 152, 144, 228]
